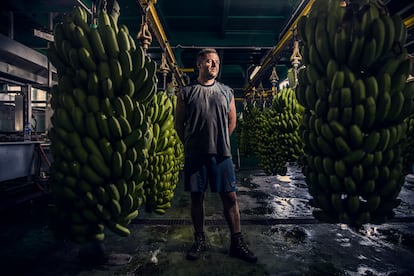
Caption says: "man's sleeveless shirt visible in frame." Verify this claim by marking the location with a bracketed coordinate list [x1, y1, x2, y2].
[180, 81, 233, 157]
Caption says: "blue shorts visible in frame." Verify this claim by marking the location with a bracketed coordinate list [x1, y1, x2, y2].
[184, 155, 237, 193]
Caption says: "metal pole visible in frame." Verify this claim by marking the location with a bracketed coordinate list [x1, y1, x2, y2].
[26, 84, 32, 130]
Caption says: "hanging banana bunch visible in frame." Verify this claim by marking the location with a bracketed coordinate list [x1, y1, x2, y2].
[255, 87, 305, 175]
[296, 0, 414, 227]
[143, 91, 184, 215]
[236, 101, 262, 157]
[402, 114, 414, 175]
[47, 5, 162, 244]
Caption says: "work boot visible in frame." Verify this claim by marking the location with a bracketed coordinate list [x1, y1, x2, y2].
[186, 232, 207, 260]
[229, 232, 258, 263]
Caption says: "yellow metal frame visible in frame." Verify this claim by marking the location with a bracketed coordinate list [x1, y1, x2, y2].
[137, 0, 186, 87]
[404, 13, 414, 29]
[245, 0, 315, 93]
[245, 1, 413, 95]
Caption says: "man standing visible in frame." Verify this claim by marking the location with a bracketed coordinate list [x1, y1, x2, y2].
[175, 48, 257, 263]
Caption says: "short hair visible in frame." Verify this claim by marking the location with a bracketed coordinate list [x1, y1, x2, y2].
[197, 48, 218, 65]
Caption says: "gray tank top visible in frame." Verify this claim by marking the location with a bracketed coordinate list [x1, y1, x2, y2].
[180, 80, 233, 157]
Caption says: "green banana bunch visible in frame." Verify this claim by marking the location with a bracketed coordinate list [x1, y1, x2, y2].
[47, 6, 159, 243]
[296, 0, 413, 227]
[287, 68, 297, 88]
[143, 91, 184, 215]
[254, 88, 304, 175]
[236, 104, 262, 157]
[402, 114, 414, 175]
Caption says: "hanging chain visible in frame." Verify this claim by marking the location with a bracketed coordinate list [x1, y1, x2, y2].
[159, 52, 170, 90]
[289, 27, 302, 88]
[137, 11, 153, 51]
[290, 28, 302, 71]
[102, 0, 107, 12]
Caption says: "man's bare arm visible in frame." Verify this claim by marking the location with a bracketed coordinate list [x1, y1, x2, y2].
[228, 96, 237, 136]
[175, 93, 186, 142]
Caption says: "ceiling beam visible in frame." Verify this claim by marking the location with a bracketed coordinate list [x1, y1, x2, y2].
[220, 0, 231, 37]
[160, 32, 278, 47]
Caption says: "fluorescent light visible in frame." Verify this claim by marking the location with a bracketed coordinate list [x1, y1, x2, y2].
[249, 65, 261, 80]
[7, 85, 21, 91]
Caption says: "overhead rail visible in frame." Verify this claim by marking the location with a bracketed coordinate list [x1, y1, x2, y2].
[137, 0, 186, 87]
[245, 0, 315, 93]
[404, 13, 414, 29]
[245, 0, 414, 95]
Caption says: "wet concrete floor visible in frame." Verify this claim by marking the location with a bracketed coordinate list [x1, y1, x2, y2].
[1, 164, 413, 275]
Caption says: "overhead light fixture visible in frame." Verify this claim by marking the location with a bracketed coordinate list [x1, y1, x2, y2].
[7, 85, 21, 92]
[249, 65, 261, 80]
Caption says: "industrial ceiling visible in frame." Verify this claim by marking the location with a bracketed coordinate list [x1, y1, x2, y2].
[1, 0, 414, 97]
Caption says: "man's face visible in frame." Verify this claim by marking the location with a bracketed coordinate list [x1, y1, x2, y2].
[198, 53, 220, 80]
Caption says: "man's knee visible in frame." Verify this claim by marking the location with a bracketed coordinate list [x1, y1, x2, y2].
[191, 192, 205, 206]
[221, 192, 238, 207]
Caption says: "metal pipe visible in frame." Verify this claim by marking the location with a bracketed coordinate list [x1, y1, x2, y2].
[403, 13, 414, 29]
[172, 45, 273, 50]
[75, 0, 92, 15]
[0, 77, 26, 86]
[131, 216, 414, 225]
[398, 3, 414, 18]
[278, 0, 308, 41]
[8, 11, 14, 40]
[25, 84, 32, 131]
[48, 12, 53, 88]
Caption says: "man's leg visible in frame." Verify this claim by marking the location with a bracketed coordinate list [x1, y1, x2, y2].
[191, 192, 205, 233]
[220, 192, 257, 263]
[220, 191, 241, 234]
[187, 192, 207, 260]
